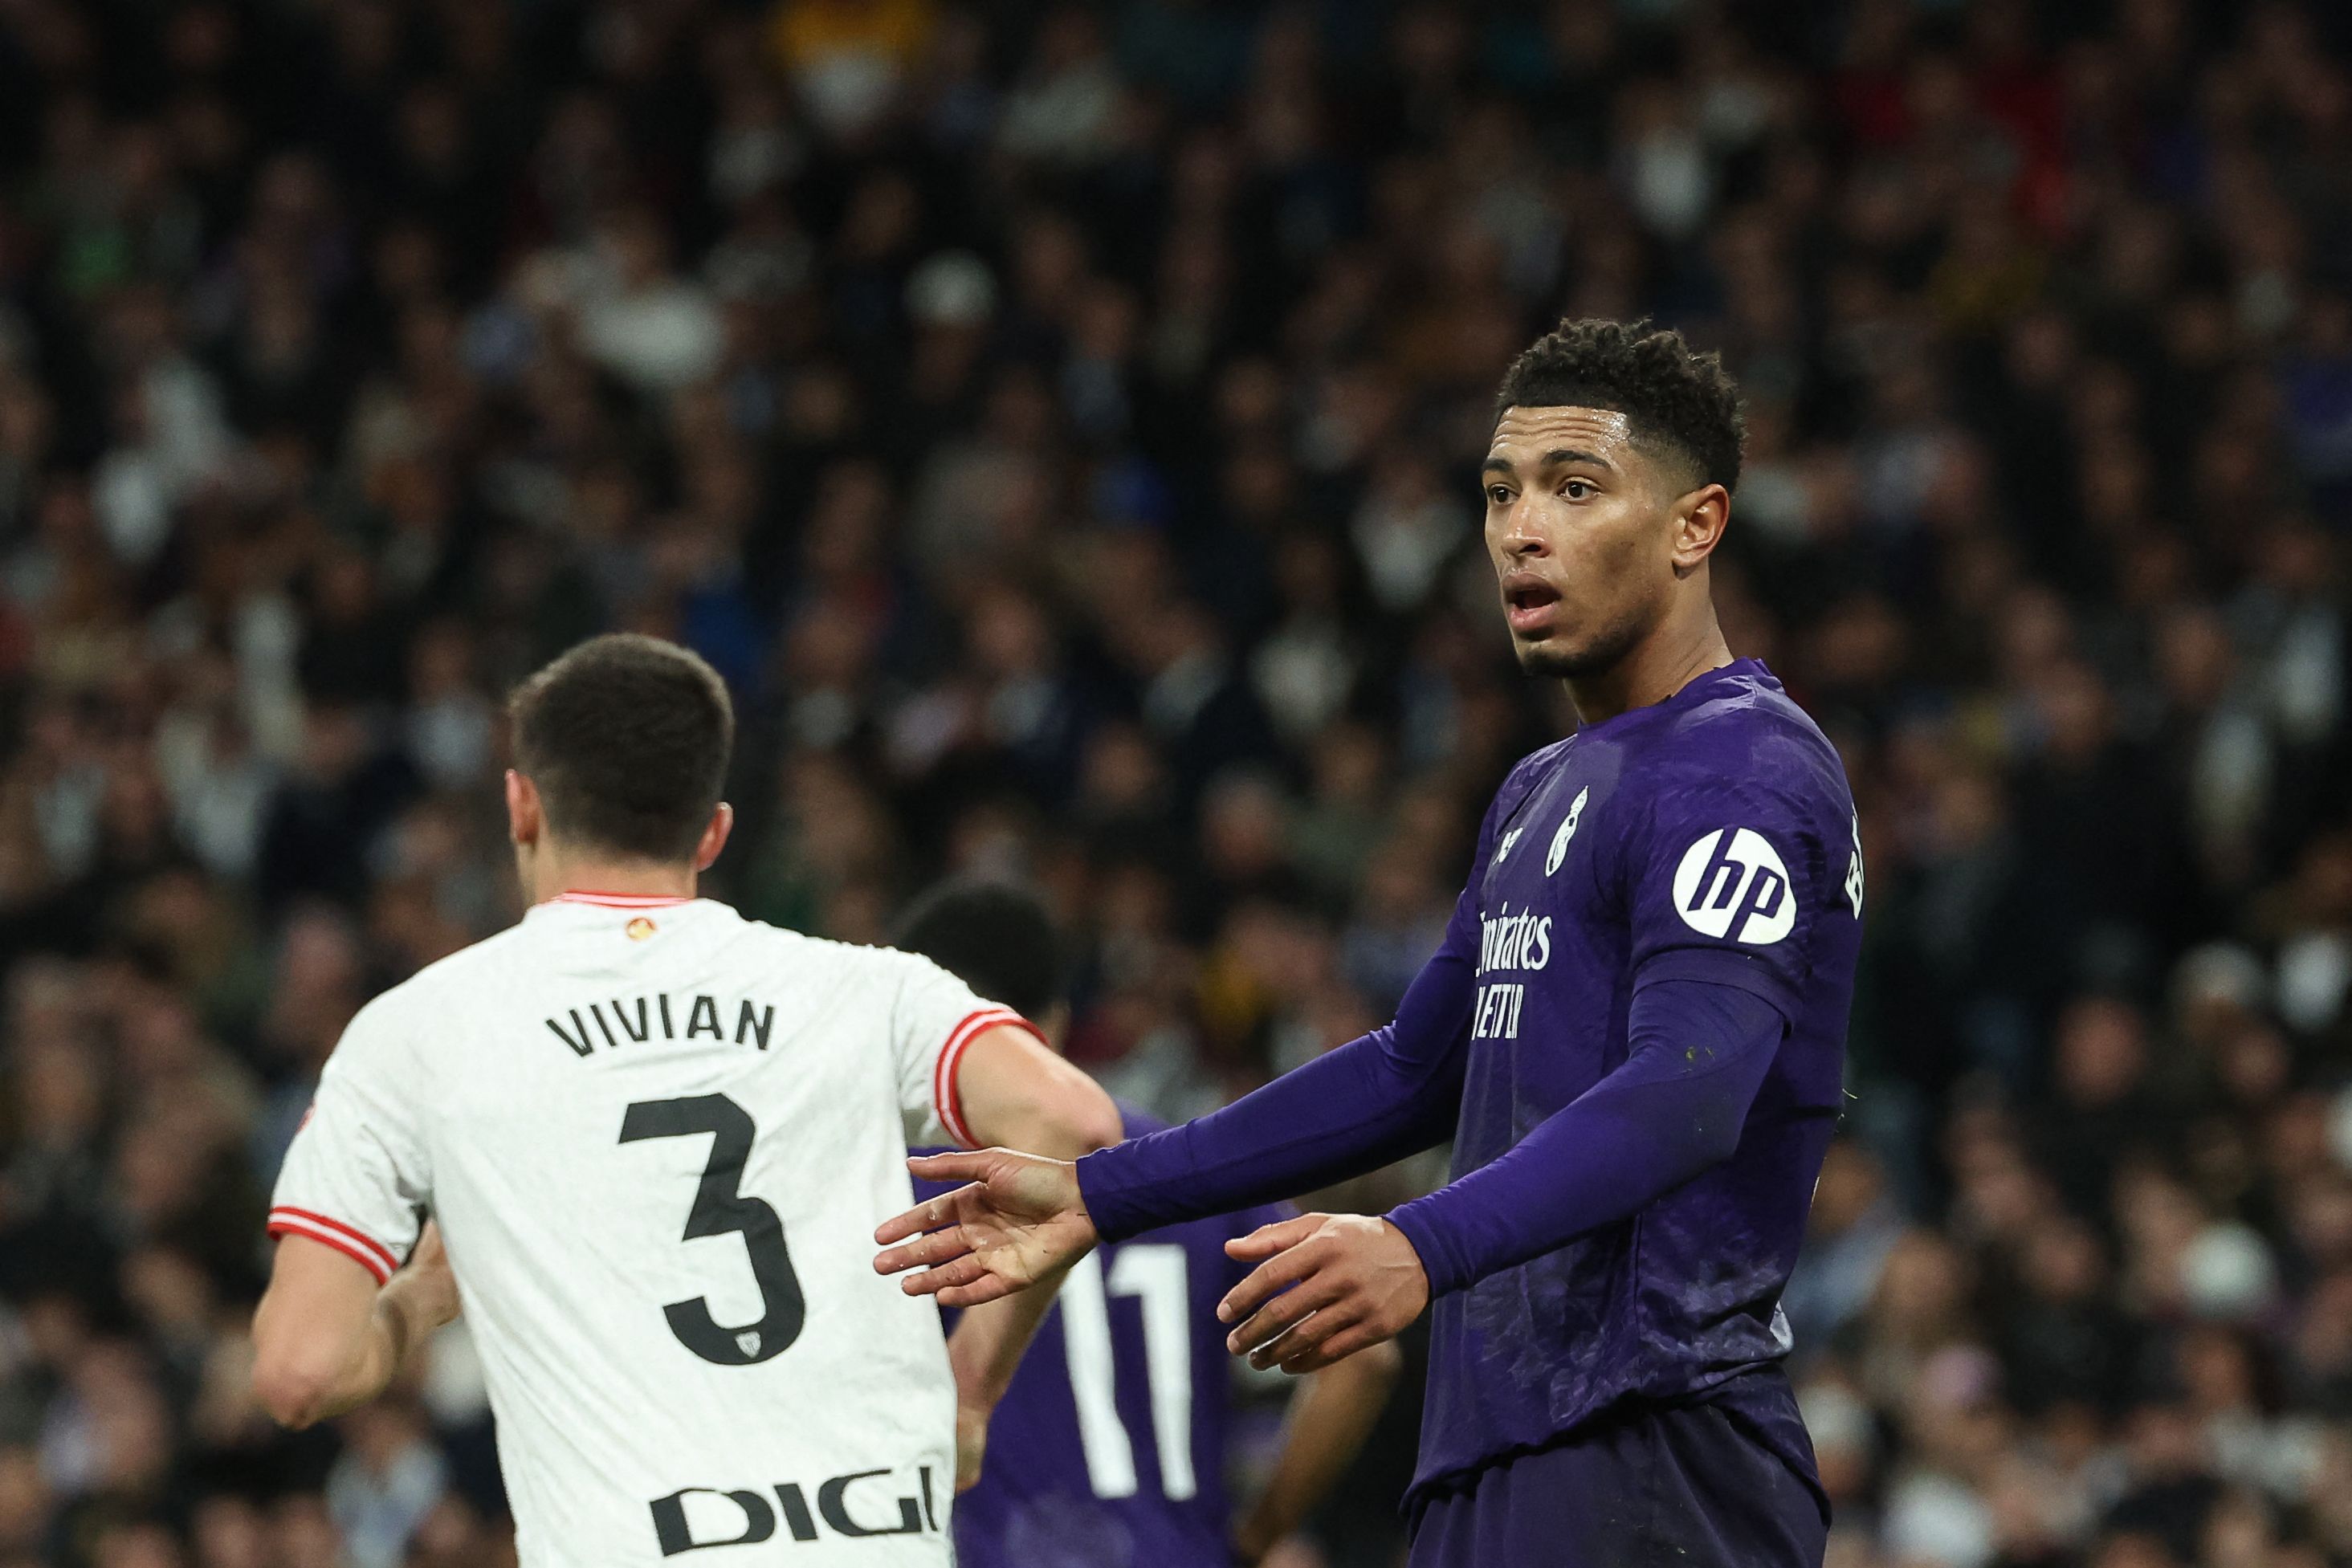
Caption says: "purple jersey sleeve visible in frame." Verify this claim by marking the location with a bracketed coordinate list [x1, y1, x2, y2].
[1074, 894, 1473, 1241]
[1621, 770, 1841, 1023]
[1387, 979, 1787, 1295]
[1074, 756, 1555, 1242]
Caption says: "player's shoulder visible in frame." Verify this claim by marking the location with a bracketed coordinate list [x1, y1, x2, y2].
[357, 920, 541, 1027]
[324, 921, 544, 1069]
[700, 904, 850, 966]
[1492, 735, 1578, 815]
[627, 902, 908, 979]
[719, 910, 984, 1015]
[736, 913, 956, 987]
[1641, 662, 1849, 806]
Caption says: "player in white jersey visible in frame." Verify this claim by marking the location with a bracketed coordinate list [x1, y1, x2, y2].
[248, 634, 1120, 1566]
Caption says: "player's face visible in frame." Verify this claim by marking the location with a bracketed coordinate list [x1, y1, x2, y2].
[1481, 405, 1690, 680]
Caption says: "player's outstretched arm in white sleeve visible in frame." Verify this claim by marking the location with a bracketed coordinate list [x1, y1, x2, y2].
[950, 1022, 1121, 1162]
[876, 1000, 1119, 1310]
[251, 1220, 461, 1428]
[876, 1018, 1121, 1313]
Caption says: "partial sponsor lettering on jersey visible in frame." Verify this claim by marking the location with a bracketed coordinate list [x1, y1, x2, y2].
[650, 1464, 944, 1555]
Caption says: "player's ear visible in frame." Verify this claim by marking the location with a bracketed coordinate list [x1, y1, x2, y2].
[506, 769, 542, 847]
[693, 801, 733, 872]
[1669, 483, 1730, 574]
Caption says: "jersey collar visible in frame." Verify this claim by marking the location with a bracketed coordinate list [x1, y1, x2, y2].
[1573, 657, 1775, 740]
[544, 890, 697, 909]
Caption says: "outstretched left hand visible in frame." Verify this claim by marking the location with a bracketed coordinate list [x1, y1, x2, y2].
[1218, 1213, 1430, 1375]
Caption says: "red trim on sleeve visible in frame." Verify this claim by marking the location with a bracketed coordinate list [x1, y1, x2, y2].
[267, 1207, 399, 1278]
[931, 1007, 1044, 1149]
[267, 1215, 395, 1285]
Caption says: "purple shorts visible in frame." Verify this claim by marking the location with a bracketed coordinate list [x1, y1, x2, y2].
[1408, 1374, 1828, 1568]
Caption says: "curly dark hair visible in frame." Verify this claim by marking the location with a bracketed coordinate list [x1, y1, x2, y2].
[1492, 318, 1745, 492]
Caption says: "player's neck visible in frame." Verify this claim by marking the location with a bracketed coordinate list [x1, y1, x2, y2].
[526, 848, 699, 906]
[1563, 613, 1734, 728]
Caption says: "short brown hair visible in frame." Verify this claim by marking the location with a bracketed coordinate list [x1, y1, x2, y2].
[508, 634, 734, 861]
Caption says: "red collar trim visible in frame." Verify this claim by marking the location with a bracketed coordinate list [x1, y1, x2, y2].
[548, 890, 695, 908]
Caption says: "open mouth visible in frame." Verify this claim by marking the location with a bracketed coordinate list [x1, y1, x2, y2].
[1502, 576, 1561, 632]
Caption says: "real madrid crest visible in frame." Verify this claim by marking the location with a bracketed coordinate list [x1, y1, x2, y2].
[1546, 787, 1589, 875]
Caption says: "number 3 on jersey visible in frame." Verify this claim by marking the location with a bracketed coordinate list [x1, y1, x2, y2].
[619, 1094, 805, 1366]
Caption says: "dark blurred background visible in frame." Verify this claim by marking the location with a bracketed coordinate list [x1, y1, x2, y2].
[1, 0, 2350, 1565]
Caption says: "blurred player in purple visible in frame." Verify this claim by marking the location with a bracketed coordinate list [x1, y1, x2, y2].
[895, 881, 1398, 1568]
[875, 319, 1862, 1567]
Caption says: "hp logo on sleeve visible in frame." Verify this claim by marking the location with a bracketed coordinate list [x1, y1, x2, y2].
[1671, 829, 1796, 945]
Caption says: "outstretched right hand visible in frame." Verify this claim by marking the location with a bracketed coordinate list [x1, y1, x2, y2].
[872, 1150, 1099, 1308]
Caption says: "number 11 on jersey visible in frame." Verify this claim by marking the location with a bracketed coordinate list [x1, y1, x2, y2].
[1058, 1244, 1195, 1501]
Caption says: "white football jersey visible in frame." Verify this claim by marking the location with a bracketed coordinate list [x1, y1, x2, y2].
[270, 893, 1032, 1566]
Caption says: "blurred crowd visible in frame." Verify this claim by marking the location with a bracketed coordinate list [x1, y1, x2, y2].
[1, 0, 2350, 1565]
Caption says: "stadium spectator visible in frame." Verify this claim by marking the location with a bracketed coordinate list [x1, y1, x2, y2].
[2, 2, 2351, 1566]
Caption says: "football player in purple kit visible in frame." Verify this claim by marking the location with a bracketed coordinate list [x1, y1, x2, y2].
[894, 881, 1400, 1567]
[875, 318, 1862, 1568]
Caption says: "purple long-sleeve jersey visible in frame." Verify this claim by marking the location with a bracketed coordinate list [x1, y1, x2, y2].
[917, 1110, 1289, 1568]
[1077, 659, 1862, 1503]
